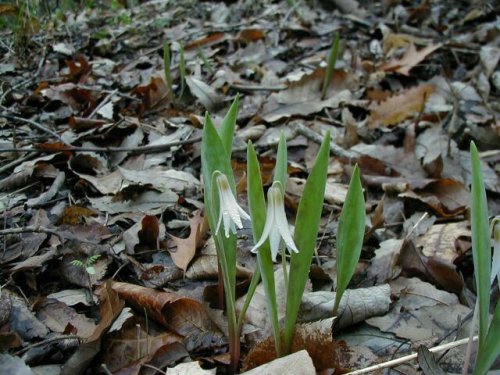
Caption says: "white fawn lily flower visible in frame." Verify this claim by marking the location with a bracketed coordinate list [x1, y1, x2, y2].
[250, 181, 299, 262]
[214, 172, 250, 238]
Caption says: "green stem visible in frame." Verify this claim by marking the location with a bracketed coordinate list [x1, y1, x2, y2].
[281, 245, 288, 292]
[237, 266, 261, 333]
[215, 234, 239, 373]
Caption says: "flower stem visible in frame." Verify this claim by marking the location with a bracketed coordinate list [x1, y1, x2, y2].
[281, 245, 289, 291]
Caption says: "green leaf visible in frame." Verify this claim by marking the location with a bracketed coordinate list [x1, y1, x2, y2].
[284, 131, 330, 354]
[333, 165, 365, 315]
[247, 141, 282, 357]
[274, 132, 287, 188]
[201, 114, 237, 289]
[470, 141, 491, 349]
[163, 42, 173, 99]
[86, 266, 96, 275]
[219, 95, 240, 155]
[321, 32, 340, 100]
[474, 301, 500, 375]
[179, 43, 186, 98]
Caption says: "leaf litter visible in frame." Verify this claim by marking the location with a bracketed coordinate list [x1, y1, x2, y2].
[0, 0, 499, 374]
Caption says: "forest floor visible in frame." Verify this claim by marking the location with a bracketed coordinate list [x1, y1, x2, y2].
[0, 0, 499, 374]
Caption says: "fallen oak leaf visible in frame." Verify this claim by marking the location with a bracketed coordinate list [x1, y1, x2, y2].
[368, 83, 434, 128]
[379, 43, 441, 76]
[111, 281, 224, 351]
[169, 210, 208, 273]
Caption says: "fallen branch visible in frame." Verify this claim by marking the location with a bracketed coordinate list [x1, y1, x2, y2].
[0, 112, 64, 142]
[0, 225, 64, 243]
[345, 336, 478, 375]
[0, 136, 201, 154]
[291, 122, 357, 161]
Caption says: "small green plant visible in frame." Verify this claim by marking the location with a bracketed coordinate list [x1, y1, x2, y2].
[71, 254, 101, 275]
[163, 41, 186, 101]
[202, 96, 366, 370]
[163, 41, 174, 101]
[321, 32, 340, 100]
[469, 142, 500, 374]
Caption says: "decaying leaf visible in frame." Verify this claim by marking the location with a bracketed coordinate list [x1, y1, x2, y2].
[368, 84, 435, 128]
[299, 285, 391, 331]
[379, 43, 441, 75]
[366, 277, 470, 342]
[111, 281, 224, 351]
[169, 210, 208, 273]
[261, 68, 358, 122]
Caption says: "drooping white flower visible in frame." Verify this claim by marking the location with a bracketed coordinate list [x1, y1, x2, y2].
[214, 172, 250, 238]
[250, 181, 299, 262]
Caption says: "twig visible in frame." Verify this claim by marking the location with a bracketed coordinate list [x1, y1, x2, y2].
[0, 152, 40, 174]
[344, 336, 478, 375]
[13, 334, 81, 355]
[0, 225, 64, 243]
[229, 83, 287, 92]
[291, 122, 357, 161]
[0, 112, 63, 142]
[0, 136, 201, 154]
[88, 89, 119, 119]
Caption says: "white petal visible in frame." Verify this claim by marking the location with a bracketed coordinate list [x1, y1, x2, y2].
[269, 226, 282, 261]
[250, 203, 274, 253]
[275, 208, 298, 253]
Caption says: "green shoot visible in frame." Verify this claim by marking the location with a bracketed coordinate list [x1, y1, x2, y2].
[321, 32, 340, 100]
[163, 42, 174, 100]
[470, 142, 491, 348]
[333, 165, 365, 316]
[283, 132, 331, 354]
[179, 43, 186, 99]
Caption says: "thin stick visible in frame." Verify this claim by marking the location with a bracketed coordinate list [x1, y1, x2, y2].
[0, 136, 201, 154]
[0, 152, 40, 174]
[0, 113, 63, 142]
[0, 225, 64, 243]
[13, 335, 80, 355]
[291, 122, 357, 161]
[344, 336, 478, 375]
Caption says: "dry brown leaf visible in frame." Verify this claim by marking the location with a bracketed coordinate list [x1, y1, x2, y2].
[169, 210, 208, 273]
[261, 68, 358, 122]
[368, 84, 435, 128]
[379, 43, 441, 75]
[111, 281, 224, 351]
[399, 179, 469, 218]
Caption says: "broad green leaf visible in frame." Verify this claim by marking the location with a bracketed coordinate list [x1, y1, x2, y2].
[321, 32, 340, 100]
[470, 141, 491, 348]
[219, 95, 240, 154]
[201, 114, 237, 290]
[474, 301, 500, 375]
[274, 133, 287, 188]
[284, 131, 330, 354]
[333, 165, 365, 315]
[247, 141, 282, 356]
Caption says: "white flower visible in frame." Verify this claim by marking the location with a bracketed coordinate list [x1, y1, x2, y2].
[214, 172, 250, 238]
[250, 181, 299, 262]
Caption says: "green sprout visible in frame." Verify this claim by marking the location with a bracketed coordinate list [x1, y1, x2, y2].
[163, 42, 174, 101]
[469, 142, 500, 374]
[71, 254, 101, 275]
[321, 32, 340, 100]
